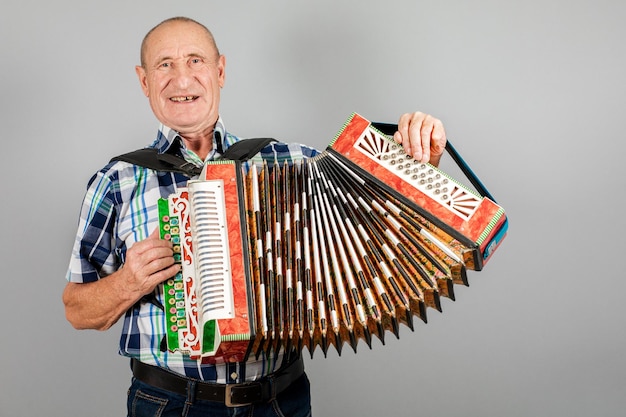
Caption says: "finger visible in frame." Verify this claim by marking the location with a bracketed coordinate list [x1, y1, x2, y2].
[419, 116, 437, 163]
[393, 131, 403, 146]
[394, 113, 411, 153]
[131, 247, 178, 285]
[135, 229, 173, 254]
[145, 244, 176, 259]
[152, 263, 182, 285]
[125, 239, 175, 275]
[408, 113, 426, 161]
[144, 253, 178, 276]
[431, 120, 446, 156]
[136, 261, 181, 296]
[147, 227, 163, 240]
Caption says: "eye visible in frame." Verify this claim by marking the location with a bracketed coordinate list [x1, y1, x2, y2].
[190, 58, 203, 65]
[159, 62, 171, 69]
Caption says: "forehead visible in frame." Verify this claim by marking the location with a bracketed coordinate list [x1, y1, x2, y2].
[144, 21, 217, 62]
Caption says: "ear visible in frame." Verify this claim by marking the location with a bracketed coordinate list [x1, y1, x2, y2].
[217, 55, 226, 88]
[135, 65, 149, 97]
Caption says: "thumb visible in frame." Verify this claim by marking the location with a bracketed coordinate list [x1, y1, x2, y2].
[147, 227, 162, 240]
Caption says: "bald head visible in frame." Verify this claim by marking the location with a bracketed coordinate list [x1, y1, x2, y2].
[140, 17, 220, 68]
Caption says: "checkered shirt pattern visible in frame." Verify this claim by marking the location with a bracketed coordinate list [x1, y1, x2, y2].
[67, 117, 318, 383]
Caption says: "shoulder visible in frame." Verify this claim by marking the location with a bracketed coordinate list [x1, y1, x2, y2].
[89, 141, 165, 183]
[86, 159, 139, 188]
[82, 154, 159, 210]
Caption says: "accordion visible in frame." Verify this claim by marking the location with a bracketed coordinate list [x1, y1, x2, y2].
[158, 113, 508, 363]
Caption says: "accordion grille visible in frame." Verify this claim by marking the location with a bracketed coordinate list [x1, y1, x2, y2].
[188, 180, 234, 320]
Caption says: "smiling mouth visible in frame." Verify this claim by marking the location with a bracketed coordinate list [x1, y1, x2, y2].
[170, 96, 198, 102]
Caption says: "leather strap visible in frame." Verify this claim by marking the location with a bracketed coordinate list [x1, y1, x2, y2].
[110, 138, 277, 178]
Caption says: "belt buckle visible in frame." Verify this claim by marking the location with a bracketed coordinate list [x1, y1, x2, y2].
[225, 382, 264, 407]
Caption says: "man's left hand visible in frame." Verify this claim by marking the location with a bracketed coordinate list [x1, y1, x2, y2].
[393, 112, 447, 167]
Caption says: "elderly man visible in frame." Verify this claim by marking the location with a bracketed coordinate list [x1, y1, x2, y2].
[64, 16, 447, 417]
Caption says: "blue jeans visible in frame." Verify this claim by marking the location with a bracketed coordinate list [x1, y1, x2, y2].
[127, 372, 312, 417]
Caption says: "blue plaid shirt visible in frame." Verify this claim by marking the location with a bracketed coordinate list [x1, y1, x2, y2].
[67, 117, 319, 382]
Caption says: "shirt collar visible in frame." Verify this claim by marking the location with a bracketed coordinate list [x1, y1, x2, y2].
[154, 117, 227, 160]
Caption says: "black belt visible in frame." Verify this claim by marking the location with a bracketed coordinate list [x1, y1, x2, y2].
[131, 358, 304, 407]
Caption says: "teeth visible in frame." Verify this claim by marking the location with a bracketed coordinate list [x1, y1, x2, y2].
[171, 96, 196, 102]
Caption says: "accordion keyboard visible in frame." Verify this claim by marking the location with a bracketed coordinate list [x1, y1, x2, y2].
[355, 131, 482, 220]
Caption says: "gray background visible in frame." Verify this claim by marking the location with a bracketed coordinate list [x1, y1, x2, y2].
[1, 0, 624, 416]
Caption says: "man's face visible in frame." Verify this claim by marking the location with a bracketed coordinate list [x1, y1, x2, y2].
[136, 21, 225, 137]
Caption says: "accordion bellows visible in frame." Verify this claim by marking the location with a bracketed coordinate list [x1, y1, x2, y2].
[158, 113, 508, 363]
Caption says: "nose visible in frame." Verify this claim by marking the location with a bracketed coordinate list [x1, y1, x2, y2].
[171, 64, 194, 89]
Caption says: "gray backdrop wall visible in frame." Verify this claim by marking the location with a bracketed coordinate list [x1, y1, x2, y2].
[1, 1, 624, 416]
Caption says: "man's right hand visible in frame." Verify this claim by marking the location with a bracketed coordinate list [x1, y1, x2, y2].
[63, 228, 180, 330]
[120, 229, 180, 297]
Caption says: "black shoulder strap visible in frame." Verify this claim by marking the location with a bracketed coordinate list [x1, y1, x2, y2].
[221, 137, 276, 161]
[111, 148, 202, 177]
[110, 137, 277, 177]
